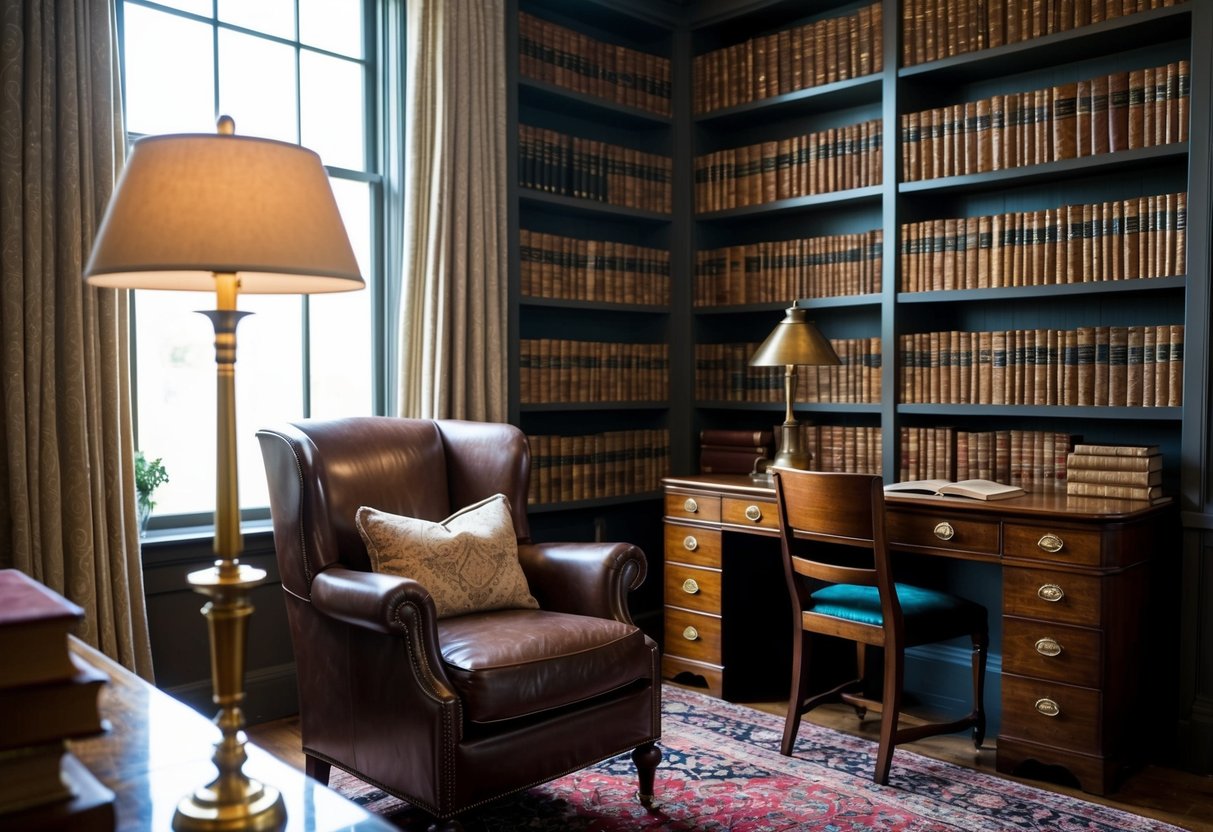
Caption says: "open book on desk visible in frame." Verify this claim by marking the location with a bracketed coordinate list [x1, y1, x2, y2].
[884, 479, 1025, 501]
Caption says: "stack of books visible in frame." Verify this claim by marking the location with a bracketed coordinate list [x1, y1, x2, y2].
[699, 428, 774, 475]
[0, 569, 112, 826]
[1066, 444, 1163, 501]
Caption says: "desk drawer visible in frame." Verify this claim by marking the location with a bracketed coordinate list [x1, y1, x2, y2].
[1001, 674, 1101, 754]
[722, 496, 778, 530]
[1002, 617, 1102, 688]
[1004, 524, 1101, 567]
[664, 523, 721, 568]
[664, 607, 722, 665]
[885, 510, 999, 557]
[1003, 567, 1103, 627]
[664, 563, 721, 614]
[666, 492, 721, 523]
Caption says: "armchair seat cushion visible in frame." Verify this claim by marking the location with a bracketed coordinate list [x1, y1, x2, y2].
[438, 609, 652, 723]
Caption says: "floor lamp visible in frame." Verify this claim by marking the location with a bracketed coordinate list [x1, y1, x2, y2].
[84, 118, 363, 831]
[749, 306, 841, 472]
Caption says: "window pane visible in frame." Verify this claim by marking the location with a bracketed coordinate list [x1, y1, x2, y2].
[218, 0, 294, 39]
[144, 0, 212, 17]
[123, 5, 215, 135]
[300, 51, 365, 170]
[309, 179, 373, 418]
[218, 30, 298, 143]
[300, 0, 363, 58]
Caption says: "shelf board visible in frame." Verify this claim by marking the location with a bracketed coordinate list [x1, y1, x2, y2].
[520, 401, 669, 412]
[898, 276, 1186, 303]
[698, 401, 883, 414]
[520, 297, 670, 314]
[696, 185, 882, 222]
[695, 295, 882, 314]
[519, 190, 672, 223]
[899, 144, 1188, 196]
[694, 75, 881, 128]
[897, 404, 1183, 421]
[527, 490, 662, 514]
[519, 78, 672, 128]
[898, 5, 1192, 85]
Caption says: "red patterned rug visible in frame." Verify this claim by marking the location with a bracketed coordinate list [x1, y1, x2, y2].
[328, 685, 1182, 830]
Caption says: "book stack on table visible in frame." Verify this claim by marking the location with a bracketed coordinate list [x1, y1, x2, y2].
[0, 569, 113, 828]
[1065, 444, 1163, 501]
[698, 428, 774, 475]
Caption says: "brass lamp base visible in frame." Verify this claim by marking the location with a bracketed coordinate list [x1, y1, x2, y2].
[772, 419, 812, 470]
[173, 778, 285, 832]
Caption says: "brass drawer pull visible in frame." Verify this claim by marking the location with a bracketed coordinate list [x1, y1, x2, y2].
[1037, 533, 1064, 553]
[684, 498, 699, 513]
[1035, 698, 1061, 717]
[683, 535, 698, 552]
[1034, 637, 1063, 657]
[744, 504, 763, 522]
[1037, 584, 1065, 603]
[933, 522, 955, 541]
[681, 578, 700, 595]
[682, 625, 700, 641]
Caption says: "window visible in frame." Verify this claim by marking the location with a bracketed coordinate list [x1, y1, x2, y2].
[118, 0, 385, 524]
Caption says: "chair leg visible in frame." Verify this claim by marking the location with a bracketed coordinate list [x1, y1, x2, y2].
[304, 754, 331, 785]
[874, 645, 904, 786]
[971, 627, 989, 749]
[781, 629, 814, 756]
[632, 742, 661, 807]
[851, 643, 868, 720]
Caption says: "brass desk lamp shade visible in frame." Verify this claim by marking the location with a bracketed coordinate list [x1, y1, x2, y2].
[749, 307, 841, 470]
[85, 118, 363, 831]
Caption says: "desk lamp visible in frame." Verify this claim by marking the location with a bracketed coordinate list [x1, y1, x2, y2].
[749, 306, 841, 471]
[85, 118, 363, 831]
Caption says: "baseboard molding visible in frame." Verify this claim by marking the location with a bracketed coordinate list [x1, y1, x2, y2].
[163, 662, 299, 725]
[904, 643, 1002, 733]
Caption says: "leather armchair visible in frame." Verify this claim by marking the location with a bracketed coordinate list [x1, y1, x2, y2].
[257, 417, 661, 830]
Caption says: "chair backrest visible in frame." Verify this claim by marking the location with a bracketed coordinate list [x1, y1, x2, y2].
[771, 468, 897, 617]
[257, 416, 532, 599]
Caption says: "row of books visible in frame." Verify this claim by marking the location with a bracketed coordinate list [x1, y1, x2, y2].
[901, 0, 1185, 67]
[899, 192, 1187, 292]
[694, 120, 883, 213]
[694, 230, 883, 307]
[518, 125, 672, 214]
[806, 425, 883, 475]
[519, 229, 670, 306]
[518, 12, 671, 116]
[900, 426, 1078, 489]
[527, 429, 669, 505]
[1065, 443, 1163, 500]
[898, 325, 1184, 407]
[692, 2, 883, 115]
[901, 61, 1189, 181]
[695, 339, 883, 405]
[518, 339, 668, 404]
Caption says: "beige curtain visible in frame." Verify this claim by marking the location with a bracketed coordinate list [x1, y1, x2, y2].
[399, 0, 509, 421]
[0, 1, 153, 679]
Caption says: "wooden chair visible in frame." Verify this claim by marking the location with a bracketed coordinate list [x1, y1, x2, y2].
[771, 468, 988, 785]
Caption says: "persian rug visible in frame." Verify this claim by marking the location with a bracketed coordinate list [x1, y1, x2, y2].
[328, 685, 1183, 831]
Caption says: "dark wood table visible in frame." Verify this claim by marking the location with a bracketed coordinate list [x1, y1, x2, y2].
[67, 638, 394, 831]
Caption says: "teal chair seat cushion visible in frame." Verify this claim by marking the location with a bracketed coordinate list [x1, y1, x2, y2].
[807, 583, 985, 643]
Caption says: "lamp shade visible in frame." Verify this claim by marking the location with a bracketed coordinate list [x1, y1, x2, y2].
[749, 307, 841, 367]
[84, 132, 363, 293]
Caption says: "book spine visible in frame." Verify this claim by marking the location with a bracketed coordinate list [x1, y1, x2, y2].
[1066, 481, 1162, 500]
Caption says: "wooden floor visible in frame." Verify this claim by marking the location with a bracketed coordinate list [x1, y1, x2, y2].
[247, 698, 1213, 831]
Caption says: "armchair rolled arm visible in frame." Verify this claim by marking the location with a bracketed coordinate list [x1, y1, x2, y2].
[517, 542, 646, 623]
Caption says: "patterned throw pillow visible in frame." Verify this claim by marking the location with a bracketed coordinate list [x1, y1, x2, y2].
[355, 494, 539, 619]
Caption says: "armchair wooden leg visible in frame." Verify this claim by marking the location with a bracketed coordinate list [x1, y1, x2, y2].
[304, 754, 331, 785]
[971, 627, 989, 749]
[874, 646, 904, 786]
[632, 742, 661, 807]
[781, 630, 814, 756]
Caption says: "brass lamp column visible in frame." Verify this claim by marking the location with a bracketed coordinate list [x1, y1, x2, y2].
[84, 118, 364, 831]
[749, 306, 841, 470]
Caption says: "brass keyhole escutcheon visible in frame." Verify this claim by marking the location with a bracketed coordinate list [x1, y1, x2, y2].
[1037, 584, 1065, 602]
[1035, 698, 1061, 717]
[933, 522, 955, 541]
[682, 578, 700, 595]
[744, 505, 762, 522]
[1037, 533, 1064, 553]
[684, 498, 699, 513]
[682, 626, 699, 641]
[683, 535, 698, 551]
[1035, 637, 1062, 657]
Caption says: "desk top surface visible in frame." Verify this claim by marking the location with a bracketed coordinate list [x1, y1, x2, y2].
[663, 474, 1172, 522]
[67, 639, 394, 832]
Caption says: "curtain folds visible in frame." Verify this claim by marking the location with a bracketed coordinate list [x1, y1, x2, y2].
[0, 0, 153, 679]
[399, 0, 508, 421]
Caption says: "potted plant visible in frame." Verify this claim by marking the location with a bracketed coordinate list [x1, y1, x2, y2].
[135, 451, 169, 536]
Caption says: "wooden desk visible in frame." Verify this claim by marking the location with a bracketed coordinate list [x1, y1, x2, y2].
[65, 639, 394, 832]
[661, 474, 1174, 795]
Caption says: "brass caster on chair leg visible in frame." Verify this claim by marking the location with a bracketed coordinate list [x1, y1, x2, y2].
[637, 791, 654, 809]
